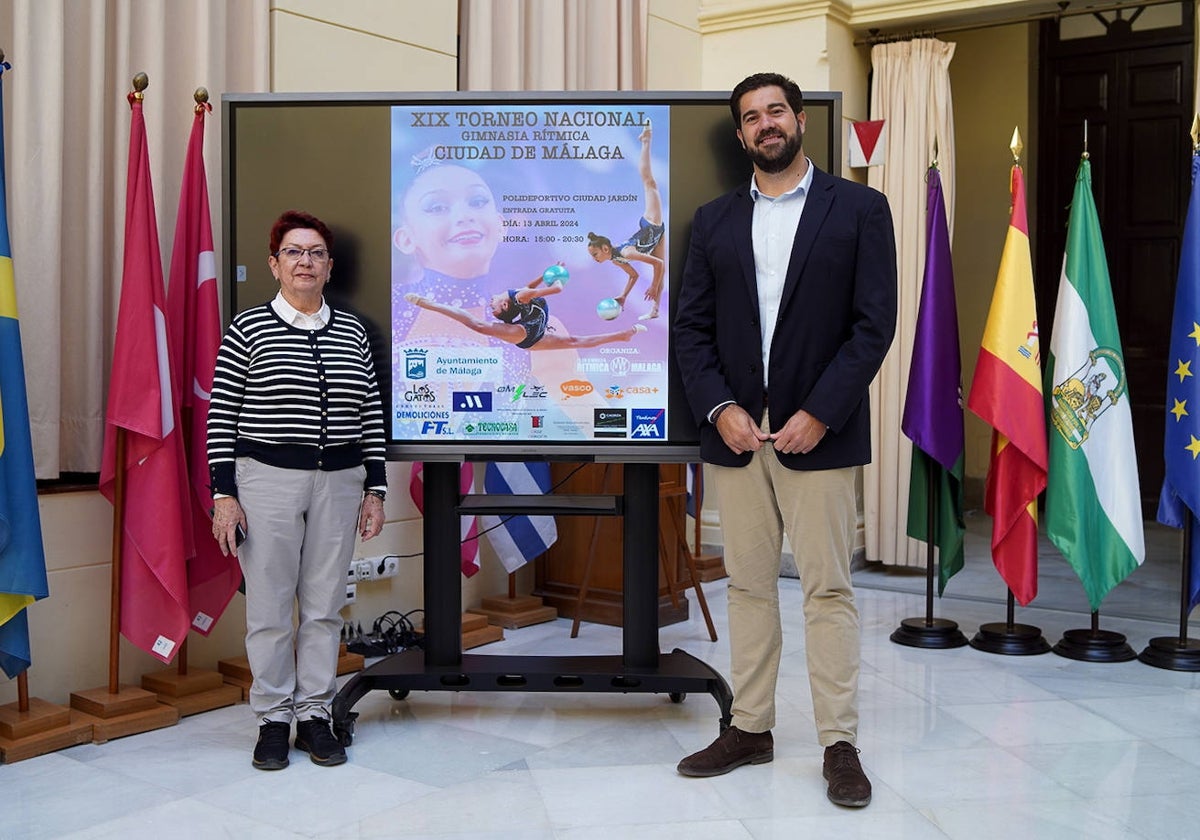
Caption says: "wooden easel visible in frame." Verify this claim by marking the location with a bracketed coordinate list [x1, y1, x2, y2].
[570, 464, 716, 642]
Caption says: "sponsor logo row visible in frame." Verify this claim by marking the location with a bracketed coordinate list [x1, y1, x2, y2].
[411, 407, 665, 439]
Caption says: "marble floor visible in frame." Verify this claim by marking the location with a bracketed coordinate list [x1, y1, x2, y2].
[5, 539, 1200, 839]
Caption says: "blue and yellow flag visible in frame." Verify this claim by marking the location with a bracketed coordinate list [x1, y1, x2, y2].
[0, 59, 50, 679]
[1158, 151, 1200, 615]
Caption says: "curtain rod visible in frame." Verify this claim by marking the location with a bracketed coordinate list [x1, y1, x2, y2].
[855, 0, 1186, 45]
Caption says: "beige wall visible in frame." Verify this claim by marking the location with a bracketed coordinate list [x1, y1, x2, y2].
[948, 22, 1036, 504]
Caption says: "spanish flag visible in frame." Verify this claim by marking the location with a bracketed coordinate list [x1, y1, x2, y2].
[966, 162, 1048, 605]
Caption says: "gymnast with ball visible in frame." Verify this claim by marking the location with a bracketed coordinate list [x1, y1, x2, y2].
[586, 120, 666, 320]
[405, 262, 646, 351]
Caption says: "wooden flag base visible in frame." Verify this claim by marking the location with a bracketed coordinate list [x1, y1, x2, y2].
[141, 667, 242, 717]
[469, 594, 557, 629]
[218, 646, 366, 701]
[691, 551, 727, 582]
[462, 612, 503, 648]
[0, 697, 94, 763]
[69, 685, 179, 743]
[418, 613, 504, 650]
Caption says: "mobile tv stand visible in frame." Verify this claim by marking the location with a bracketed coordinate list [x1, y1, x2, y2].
[331, 460, 732, 743]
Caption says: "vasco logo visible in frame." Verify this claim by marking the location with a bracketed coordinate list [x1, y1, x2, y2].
[561, 379, 594, 398]
[630, 408, 665, 439]
[403, 383, 437, 402]
[405, 348, 428, 380]
[452, 391, 492, 411]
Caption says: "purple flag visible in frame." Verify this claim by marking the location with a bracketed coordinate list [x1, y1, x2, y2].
[903, 166, 965, 592]
[902, 167, 963, 467]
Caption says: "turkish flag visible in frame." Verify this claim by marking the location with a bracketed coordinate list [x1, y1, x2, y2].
[99, 92, 193, 664]
[166, 101, 240, 635]
[409, 462, 481, 576]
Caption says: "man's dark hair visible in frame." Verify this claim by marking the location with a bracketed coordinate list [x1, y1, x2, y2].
[729, 73, 805, 127]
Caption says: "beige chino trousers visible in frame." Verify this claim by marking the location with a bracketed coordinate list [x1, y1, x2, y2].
[709, 416, 860, 746]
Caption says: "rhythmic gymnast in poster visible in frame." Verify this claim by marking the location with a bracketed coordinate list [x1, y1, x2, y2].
[585, 121, 665, 320]
[404, 263, 646, 350]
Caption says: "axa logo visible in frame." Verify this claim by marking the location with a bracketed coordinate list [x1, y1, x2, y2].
[452, 391, 492, 411]
[630, 408, 665, 439]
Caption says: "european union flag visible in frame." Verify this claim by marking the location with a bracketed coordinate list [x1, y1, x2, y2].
[1157, 152, 1200, 614]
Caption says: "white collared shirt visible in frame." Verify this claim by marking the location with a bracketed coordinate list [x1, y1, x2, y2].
[272, 290, 330, 330]
[749, 158, 813, 390]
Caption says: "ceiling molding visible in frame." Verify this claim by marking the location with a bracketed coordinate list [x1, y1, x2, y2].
[698, 1, 855, 34]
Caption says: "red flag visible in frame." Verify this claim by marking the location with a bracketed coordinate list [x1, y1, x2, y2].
[965, 164, 1047, 605]
[409, 461, 481, 576]
[166, 100, 239, 634]
[99, 90, 193, 663]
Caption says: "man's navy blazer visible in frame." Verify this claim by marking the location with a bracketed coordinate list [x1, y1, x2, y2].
[673, 164, 898, 470]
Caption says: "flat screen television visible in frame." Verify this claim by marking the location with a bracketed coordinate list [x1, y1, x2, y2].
[222, 90, 841, 462]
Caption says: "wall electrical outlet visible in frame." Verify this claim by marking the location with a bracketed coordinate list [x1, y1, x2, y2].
[380, 556, 400, 578]
[353, 559, 373, 581]
[345, 583, 357, 604]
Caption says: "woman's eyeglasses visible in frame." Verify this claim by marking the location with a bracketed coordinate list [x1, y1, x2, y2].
[274, 247, 329, 263]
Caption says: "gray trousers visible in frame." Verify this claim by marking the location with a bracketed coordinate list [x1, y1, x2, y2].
[235, 457, 365, 724]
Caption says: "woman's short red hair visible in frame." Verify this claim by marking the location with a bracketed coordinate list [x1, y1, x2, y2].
[268, 209, 334, 254]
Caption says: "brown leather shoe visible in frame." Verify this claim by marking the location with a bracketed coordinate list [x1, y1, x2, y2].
[823, 741, 871, 807]
[677, 726, 773, 777]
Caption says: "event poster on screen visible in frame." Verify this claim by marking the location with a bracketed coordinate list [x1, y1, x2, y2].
[390, 103, 671, 445]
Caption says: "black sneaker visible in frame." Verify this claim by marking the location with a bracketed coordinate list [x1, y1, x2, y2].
[295, 718, 347, 766]
[252, 721, 291, 770]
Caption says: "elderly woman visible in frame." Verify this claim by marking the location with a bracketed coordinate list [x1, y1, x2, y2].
[207, 209, 387, 770]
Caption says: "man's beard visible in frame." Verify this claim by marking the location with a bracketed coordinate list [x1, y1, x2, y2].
[747, 128, 803, 174]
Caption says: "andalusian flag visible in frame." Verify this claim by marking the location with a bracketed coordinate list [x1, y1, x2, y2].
[1158, 151, 1200, 615]
[1045, 156, 1144, 611]
[0, 59, 50, 678]
[902, 166, 965, 594]
[966, 161, 1047, 606]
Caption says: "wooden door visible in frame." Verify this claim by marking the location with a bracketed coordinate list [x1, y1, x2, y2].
[1036, 6, 1194, 516]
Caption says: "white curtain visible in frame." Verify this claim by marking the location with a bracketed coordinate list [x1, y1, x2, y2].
[460, 0, 648, 91]
[864, 38, 956, 566]
[0, 0, 269, 476]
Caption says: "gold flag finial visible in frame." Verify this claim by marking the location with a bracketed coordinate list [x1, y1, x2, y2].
[931, 136, 939, 169]
[194, 86, 212, 114]
[1191, 114, 1200, 152]
[1010, 127, 1023, 162]
[130, 72, 148, 101]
